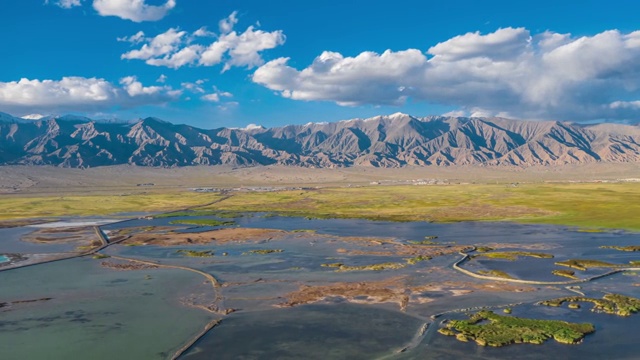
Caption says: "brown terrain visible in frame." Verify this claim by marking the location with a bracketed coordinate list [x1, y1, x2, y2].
[116, 227, 290, 246]
[2, 112, 640, 169]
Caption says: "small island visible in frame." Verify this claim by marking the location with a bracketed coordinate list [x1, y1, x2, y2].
[540, 293, 640, 316]
[473, 251, 554, 261]
[552, 269, 578, 279]
[176, 249, 215, 257]
[438, 310, 595, 347]
[601, 246, 640, 252]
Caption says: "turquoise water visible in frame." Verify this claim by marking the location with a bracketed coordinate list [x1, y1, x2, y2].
[0, 255, 8, 263]
[0, 257, 215, 360]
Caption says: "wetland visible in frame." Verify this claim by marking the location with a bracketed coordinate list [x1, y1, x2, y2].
[2, 181, 640, 359]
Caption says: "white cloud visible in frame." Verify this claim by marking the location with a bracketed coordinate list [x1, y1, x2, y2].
[193, 27, 215, 38]
[121, 28, 186, 61]
[196, 84, 234, 103]
[120, 12, 285, 71]
[442, 110, 467, 117]
[219, 11, 238, 34]
[0, 76, 179, 113]
[252, 27, 640, 121]
[47, 0, 83, 8]
[428, 27, 530, 61]
[181, 81, 205, 93]
[201, 93, 219, 102]
[93, 0, 176, 22]
[156, 74, 167, 83]
[117, 31, 146, 44]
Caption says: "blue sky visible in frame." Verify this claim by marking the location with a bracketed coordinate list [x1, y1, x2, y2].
[2, 0, 640, 128]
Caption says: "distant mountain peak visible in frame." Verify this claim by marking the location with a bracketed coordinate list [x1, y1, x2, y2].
[1, 111, 640, 168]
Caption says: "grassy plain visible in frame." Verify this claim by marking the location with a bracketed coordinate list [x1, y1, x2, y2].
[0, 192, 221, 220]
[203, 183, 640, 231]
[2, 177, 640, 232]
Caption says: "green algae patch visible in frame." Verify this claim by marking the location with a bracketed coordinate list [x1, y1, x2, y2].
[540, 293, 640, 316]
[601, 246, 640, 252]
[440, 310, 594, 347]
[474, 251, 554, 261]
[92, 254, 110, 260]
[176, 249, 214, 257]
[168, 219, 235, 227]
[552, 269, 578, 279]
[243, 249, 284, 255]
[477, 270, 514, 279]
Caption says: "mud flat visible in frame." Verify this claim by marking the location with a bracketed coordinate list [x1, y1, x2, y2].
[119, 227, 290, 246]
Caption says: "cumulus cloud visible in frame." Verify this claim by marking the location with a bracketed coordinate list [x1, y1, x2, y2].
[253, 27, 640, 121]
[0, 76, 179, 113]
[120, 12, 285, 71]
[93, 0, 175, 22]
[219, 11, 238, 34]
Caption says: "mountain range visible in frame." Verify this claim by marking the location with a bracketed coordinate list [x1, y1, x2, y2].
[1, 111, 640, 168]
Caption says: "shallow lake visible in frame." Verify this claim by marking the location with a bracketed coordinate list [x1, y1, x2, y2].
[2, 214, 640, 359]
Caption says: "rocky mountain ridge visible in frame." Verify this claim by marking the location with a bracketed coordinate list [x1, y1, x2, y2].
[1, 112, 640, 168]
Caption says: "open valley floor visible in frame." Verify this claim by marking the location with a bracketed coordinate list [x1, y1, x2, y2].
[2, 164, 640, 359]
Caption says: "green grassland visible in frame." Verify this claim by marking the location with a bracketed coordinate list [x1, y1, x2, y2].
[200, 183, 640, 231]
[3, 183, 640, 231]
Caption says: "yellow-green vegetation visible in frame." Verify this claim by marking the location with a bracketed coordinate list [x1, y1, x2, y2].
[198, 183, 640, 231]
[440, 310, 594, 346]
[552, 269, 578, 279]
[540, 293, 640, 316]
[0, 192, 221, 220]
[406, 255, 431, 264]
[554, 259, 630, 271]
[474, 251, 554, 261]
[503, 308, 512, 314]
[325, 262, 408, 272]
[476, 246, 494, 253]
[176, 249, 214, 257]
[92, 254, 110, 259]
[243, 249, 284, 255]
[291, 229, 317, 233]
[168, 219, 235, 227]
[477, 270, 514, 279]
[568, 303, 581, 309]
[576, 228, 606, 233]
[409, 239, 439, 245]
[601, 246, 640, 252]
[321, 255, 429, 272]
